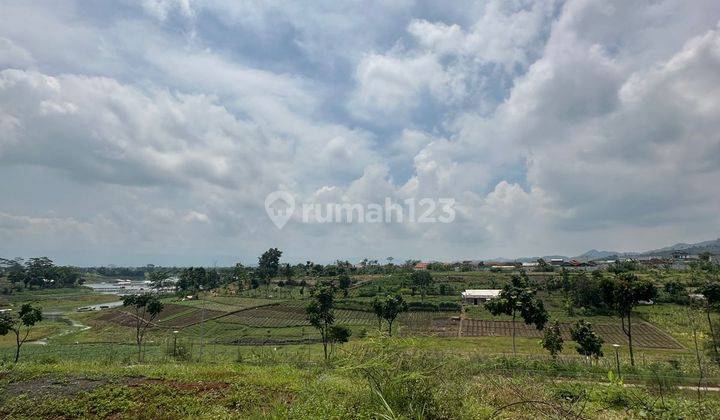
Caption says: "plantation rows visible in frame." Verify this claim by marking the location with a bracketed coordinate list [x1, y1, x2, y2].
[217, 304, 377, 328]
[427, 318, 683, 349]
[94, 301, 682, 349]
[97, 304, 224, 329]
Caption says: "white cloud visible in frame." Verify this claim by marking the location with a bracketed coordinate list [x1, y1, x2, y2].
[0, 0, 719, 263]
[0, 37, 34, 68]
[349, 0, 559, 121]
[141, 0, 194, 21]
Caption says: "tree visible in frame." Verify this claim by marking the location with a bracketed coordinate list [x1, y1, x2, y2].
[570, 320, 604, 359]
[233, 263, 249, 290]
[178, 267, 206, 295]
[0, 258, 26, 285]
[25, 257, 56, 288]
[338, 274, 352, 298]
[570, 271, 603, 310]
[560, 268, 571, 296]
[541, 320, 564, 358]
[306, 284, 335, 360]
[380, 294, 408, 336]
[148, 270, 170, 291]
[123, 293, 164, 362]
[536, 258, 553, 272]
[0, 303, 43, 362]
[485, 275, 548, 355]
[258, 248, 282, 297]
[327, 325, 352, 355]
[600, 273, 656, 366]
[205, 270, 220, 290]
[410, 270, 433, 301]
[697, 282, 720, 362]
[372, 297, 384, 331]
[664, 280, 685, 296]
[56, 266, 82, 287]
[282, 263, 293, 281]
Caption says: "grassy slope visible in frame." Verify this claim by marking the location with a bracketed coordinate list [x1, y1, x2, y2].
[1, 272, 719, 417]
[1, 338, 720, 419]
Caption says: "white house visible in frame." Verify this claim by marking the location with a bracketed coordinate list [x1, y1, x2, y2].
[461, 289, 501, 306]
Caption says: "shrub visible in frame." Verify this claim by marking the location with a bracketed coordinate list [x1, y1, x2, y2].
[342, 338, 474, 419]
[438, 301, 461, 311]
[407, 301, 437, 311]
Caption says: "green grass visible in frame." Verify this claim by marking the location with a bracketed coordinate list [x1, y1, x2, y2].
[2, 273, 720, 417]
[1, 287, 120, 312]
[2, 337, 720, 419]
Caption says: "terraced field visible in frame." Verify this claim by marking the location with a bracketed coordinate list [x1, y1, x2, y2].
[97, 304, 224, 329]
[218, 303, 376, 328]
[91, 298, 683, 350]
[422, 318, 684, 349]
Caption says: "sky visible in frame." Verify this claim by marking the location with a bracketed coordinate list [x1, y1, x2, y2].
[1, 0, 719, 266]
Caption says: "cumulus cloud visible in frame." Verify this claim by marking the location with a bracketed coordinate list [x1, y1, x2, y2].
[348, 0, 559, 122]
[0, 0, 719, 264]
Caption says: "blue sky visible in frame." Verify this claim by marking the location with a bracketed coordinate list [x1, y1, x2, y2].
[1, 0, 719, 265]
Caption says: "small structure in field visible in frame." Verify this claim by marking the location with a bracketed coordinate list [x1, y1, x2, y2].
[413, 262, 428, 270]
[461, 289, 501, 306]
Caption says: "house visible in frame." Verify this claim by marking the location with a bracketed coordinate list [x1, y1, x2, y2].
[413, 262, 428, 270]
[461, 289, 501, 306]
[484, 261, 521, 269]
[672, 250, 690, 260]
[689, 293, 705, 301]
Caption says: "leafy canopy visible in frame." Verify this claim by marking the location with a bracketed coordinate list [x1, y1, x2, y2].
[570, 319, 604, 358]
[485, 274, 548, 330]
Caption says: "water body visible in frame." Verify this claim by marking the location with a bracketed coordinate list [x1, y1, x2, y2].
[29, 311, 92, 345]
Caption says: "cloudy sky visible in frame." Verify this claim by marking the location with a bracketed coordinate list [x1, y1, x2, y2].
[1, 0, 719, 266]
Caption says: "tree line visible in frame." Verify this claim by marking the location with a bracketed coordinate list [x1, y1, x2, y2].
[0, 257, 83, 290]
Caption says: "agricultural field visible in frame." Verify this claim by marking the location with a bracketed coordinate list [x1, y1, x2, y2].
[1, 278, 720, 418]
[441, 318, 683, 349]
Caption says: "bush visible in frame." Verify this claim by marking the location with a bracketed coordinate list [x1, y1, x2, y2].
[167, 344, 192, 361]
[404, 301, 460, 312]
[407, 301, 438, 311]
[438, 301, 461, 311]
[342, 338, 475, 419]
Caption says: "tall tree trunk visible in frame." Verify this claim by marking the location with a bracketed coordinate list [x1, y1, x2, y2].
[388, 320, 394, 336]
[322, 329, 328, 360]
[627, 314, 635, 366]
[14, 332, 20, 363]
[707, 306, 718, 361]
[137, 336, 142, 362]
[511, 312, 516, 356]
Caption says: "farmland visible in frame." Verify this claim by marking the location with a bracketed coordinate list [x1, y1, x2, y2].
[1, 264, 720, 418]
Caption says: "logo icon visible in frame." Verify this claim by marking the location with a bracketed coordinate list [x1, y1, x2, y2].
[265, 191, 295, 229]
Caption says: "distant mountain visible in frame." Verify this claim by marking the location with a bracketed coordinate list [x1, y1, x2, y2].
[498, 255, 569, 263]
[640, 238, 720, 257]
[487, 237, 719, 263]
[572, 238, 720, 261]
[574, 249, 619, 261]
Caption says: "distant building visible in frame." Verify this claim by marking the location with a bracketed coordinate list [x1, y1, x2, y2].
[461, 289, 501, 305]
[689, 293, 705, 301]
[413, 262, 428, 270]
[672, 250, 690, 259]
[549, 258, 565, 266]
[484, 261, 521, 269]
